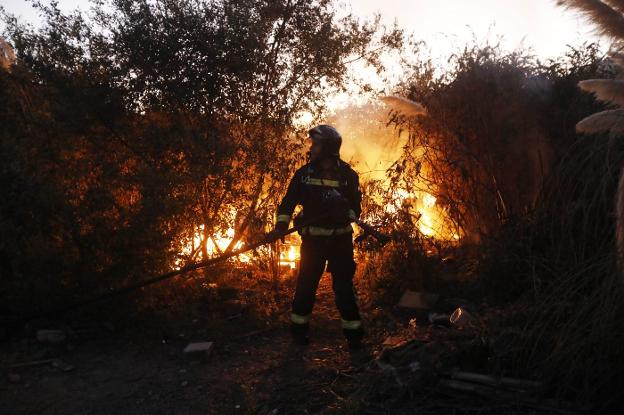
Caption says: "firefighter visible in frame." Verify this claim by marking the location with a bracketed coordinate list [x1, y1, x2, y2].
[266, 125, 364, 350]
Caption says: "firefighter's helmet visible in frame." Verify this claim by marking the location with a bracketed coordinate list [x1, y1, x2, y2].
[308, 124, 342, 157]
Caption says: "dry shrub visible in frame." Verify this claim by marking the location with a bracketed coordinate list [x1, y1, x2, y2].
[388, 42, 610, 247]
[394, 45, 552, 244]
[379, 41, 623, 409]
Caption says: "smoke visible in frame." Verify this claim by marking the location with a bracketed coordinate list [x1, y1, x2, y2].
[329, 103, 407, 181]
[329, 96, 427, 182]
[328, 98, 461, 240]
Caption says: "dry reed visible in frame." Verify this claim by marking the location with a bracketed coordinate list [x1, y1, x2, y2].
[558, 0, 624, 40]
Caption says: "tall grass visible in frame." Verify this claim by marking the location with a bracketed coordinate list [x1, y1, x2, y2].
[491, 135, 624, 410]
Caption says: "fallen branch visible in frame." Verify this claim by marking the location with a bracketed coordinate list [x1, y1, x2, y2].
[451, 370, 543, 391]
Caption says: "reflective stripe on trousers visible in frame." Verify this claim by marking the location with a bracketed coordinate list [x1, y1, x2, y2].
[291, 313, 310, 325]
[341, 319, 362, 330]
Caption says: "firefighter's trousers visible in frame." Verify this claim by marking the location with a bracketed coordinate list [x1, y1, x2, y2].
[290, 233, 362, 340]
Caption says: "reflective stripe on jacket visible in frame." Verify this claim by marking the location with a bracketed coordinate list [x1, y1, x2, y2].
[275, 160, 361, 234]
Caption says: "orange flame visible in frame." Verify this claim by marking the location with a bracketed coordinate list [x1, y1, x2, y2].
[176, 225, 252, 269]
[386, 189, 461, 241]
[279, 242, 300, 270]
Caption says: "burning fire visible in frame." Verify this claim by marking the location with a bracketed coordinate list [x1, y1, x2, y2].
[207, 227, 247, 256]
[387, 189, 461, 241]
[330, 101, 463, 242]
[177, 225, 252, 268]
[176, 224, 301, 270]
[279, 243, 299, 270]
[418, 193, 437, 236]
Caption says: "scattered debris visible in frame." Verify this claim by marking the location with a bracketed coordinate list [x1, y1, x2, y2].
[438, 378, 579, 414]
[183, 341, 214, 358]
[449, 307, 476, 330]
[36, 329, 66, 344]
[375, 360, 405, 387]
[382, 335, 406, 348]
[397, 291, 439, 309]
[357, 332, 571, 415]
[450, 370, 543, 392]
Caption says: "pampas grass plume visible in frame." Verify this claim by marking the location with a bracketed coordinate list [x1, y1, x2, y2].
[579, 79, 624, 106]
[558, 0, 624, 39]
[576, 108, 624, 134]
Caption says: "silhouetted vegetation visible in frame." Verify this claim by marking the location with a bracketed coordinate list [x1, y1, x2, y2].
[2, 1, 623, 412]
[364, 42, 624, 411]
[0, 0, 401, 315]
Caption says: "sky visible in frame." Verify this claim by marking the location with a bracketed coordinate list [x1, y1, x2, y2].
[343, 0, 600, 60]
[1, 0, 601, 60]
[1, 0, 606, 111]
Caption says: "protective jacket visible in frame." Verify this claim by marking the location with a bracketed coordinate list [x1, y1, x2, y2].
[275, 160, 361, 236]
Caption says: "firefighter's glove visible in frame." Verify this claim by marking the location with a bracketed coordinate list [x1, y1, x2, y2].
[265, 222, 288, 243]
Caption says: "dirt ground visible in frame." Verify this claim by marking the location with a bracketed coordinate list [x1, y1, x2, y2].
[1, 275, 395, 415]
[1, 268, 581, 415]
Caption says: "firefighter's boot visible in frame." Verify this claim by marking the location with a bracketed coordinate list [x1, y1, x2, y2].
[290, 322, 310, 346]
